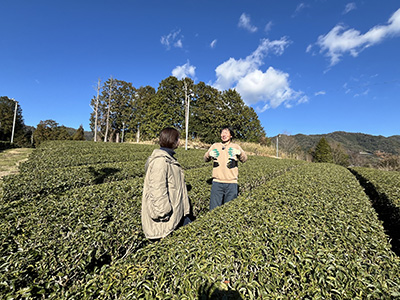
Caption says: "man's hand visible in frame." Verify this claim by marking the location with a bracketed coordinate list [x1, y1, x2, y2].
[232, 148, 241, 156]
[209, 149, 220, 159]
[228, 147, 241, 158]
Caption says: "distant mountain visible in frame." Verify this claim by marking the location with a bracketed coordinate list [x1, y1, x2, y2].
[290, 131, 400, 155]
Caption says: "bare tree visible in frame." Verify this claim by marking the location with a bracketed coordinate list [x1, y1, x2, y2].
[279, 134, 302, 159]
[94, 78, 101, 142]
[104, 77, 113, 142]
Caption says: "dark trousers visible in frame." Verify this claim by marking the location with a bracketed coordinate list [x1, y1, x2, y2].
[209, 181, 238, 211]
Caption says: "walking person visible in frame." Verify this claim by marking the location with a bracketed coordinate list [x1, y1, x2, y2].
[141, 127, 191, 240]
[204, 126, 247, 210]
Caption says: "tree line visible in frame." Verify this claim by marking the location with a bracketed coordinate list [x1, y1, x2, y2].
[0, 96, 32, 149]
[89, 76, 266, 144]
[1, 96, 85, 148]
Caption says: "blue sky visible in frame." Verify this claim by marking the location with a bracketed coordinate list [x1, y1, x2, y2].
[1, 0, 400, 138]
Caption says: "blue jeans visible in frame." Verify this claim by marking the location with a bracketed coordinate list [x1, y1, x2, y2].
[210, 181, 238, 211]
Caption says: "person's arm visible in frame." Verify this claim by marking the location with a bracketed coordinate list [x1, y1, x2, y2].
[238, 146, 247, 163]
[146, 158, 172, 221]
[204, 145, 217, 162]
[231, 146, 247, 162]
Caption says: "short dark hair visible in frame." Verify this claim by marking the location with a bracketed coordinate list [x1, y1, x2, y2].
[220, 126, 234, 139]
[159, 127, 180, 148]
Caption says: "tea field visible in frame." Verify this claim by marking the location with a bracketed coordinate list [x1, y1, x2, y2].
[1, 141, 399, 299]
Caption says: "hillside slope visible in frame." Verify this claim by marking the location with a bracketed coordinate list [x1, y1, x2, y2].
[291, 131, 400, 155]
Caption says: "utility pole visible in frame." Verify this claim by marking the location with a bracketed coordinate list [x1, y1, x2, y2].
[104, 77, 113, 142]
[276, 134, 281, 158]
[121, 122, 125, 143]
[183, 79, 194, 150]
[10, 98, 18, 144]
[184, 80, 189, 150]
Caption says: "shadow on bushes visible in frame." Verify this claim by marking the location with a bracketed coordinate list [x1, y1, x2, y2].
[88, 167, 120, 184]
[198, 282, 243, 300]
[350, 169, 400, 256]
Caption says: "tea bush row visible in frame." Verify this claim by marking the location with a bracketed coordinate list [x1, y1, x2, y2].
[349, 167, 400, 255]
[2, 144, 211, 203]
[19, 141, 210, 173]
[2, 160, 146, 202]
[0, 178, 145, 298]
[1, 143, 303, 298]
[350, 167, 400, 207]
[19, 141, 157, 172]
[68, 163, 400, 299]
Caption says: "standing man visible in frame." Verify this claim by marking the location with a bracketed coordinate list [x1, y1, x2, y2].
[204, 127, 247, 210]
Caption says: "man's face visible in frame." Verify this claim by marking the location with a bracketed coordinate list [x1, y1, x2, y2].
[220, 129, 232, 143]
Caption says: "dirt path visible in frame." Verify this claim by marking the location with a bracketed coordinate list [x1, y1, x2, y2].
[0, 148, 33, 179]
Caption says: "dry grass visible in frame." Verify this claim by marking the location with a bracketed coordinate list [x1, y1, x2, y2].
[0, 148, 33, 179]
[130, 138, 281, 157]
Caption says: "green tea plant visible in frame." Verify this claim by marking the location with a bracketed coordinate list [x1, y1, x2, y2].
[67, 164, 400, 299]
[1, 141, 399, 299]
[350, 167, 400, 207]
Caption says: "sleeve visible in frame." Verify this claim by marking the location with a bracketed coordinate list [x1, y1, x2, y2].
[238, 145, 247, 163]
[146, 158, 172, 220]
[204, 145, 214, 162]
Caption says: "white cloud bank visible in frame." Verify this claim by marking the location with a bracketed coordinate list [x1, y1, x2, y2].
[172, 61, 196, 79]
[213, 38, 308, 111]
[311, 8, 400, 66]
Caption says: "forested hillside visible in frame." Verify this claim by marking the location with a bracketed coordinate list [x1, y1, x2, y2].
[274, 131, 400, 167]
[292, 131, 400, 155]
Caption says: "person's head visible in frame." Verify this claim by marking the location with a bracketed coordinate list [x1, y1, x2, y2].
[220, 126, 234, 143]
[159, 127, 180, 149]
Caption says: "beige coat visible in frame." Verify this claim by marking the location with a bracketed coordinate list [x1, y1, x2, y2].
[141, 149, 190, 239]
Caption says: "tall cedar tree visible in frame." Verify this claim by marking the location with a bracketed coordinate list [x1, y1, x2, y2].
[72, 125, 85, 140]
[314, 137, 334, 163]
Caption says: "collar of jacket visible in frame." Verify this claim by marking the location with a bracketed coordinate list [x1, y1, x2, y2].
[160, 147, 176, 158]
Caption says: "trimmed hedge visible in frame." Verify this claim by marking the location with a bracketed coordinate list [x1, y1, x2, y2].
[19, 141, 156, 172]
[2, 160, 147, 202]
[349, 167, 400, 255]
[1, 141, 303, 298]
[67, 163, 400, 299]
[350, 167, 400, 207]
[2, 141, 399, 299]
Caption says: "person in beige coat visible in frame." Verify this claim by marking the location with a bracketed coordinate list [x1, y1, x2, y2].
[141, 127, 191, 240]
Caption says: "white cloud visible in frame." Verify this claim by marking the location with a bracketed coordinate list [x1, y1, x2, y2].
[354, 88, 370, 97]
[161, 29, 183, 50]
[238, 13, 258, 33]
[214, 38, 290, 90]
[213, 38, 306, 110]
[343, 2, 357, 15]
[315, 8, 400, 66]
[235, 67, 307, 110]
[210, 39, 217, 48]
[292, 3, 307, 17]
[314, 91, 326, 96]
[264, 21, 273, 33]
[172, 61, 196, 79]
